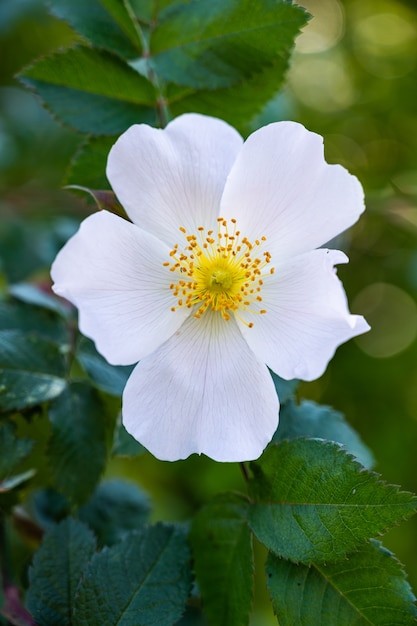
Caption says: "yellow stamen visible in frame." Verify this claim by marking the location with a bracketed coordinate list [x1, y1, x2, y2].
[164, 218, 274, 326]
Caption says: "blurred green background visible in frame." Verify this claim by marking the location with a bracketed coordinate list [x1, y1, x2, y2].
[1, 0, 417, 616]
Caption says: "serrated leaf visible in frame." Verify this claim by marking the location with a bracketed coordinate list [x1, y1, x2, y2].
[27, 518, 96, 626]
[21, 46, 154, 103]
[248, 440, 417, 564]
[76, 337, 133, 396]
[47, 381, 108, 503]
[0, 421, 33, 479]
[0, 330, 67, 412]
[169, 59, 291, 135]
[112, 416, 146, 457]
[73, 523, 192, 626]
[20, 46, 156, 134]
[49, 0, 142, 58]
[150, 0, 308, 89]
[66, 136, 115, 189]
[190, 493, 253, 626]
[274, 399, 375, 469]
[267, 540, 417, 625]
[78, 479, 151, 547]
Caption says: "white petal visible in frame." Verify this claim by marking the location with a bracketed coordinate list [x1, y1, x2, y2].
[122, 312, 279, 462]
[221, 121, 365, 260]
[238, 249, 370, 381]
[51, 211, 189, 365]
[107, 113, 243, 246]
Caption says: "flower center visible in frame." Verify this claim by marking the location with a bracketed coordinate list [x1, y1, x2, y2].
[163, 217, 274, 326]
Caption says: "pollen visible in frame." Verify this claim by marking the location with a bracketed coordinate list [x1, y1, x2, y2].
[164, 218, 274, 326]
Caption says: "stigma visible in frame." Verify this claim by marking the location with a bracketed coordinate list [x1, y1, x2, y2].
[163, 217, 274, 326]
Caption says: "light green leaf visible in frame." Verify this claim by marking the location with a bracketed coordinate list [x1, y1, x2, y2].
[78, 479, 151, 547]
[150, 0, 308, 89]
[0, 330, 67, 412]
[73, 523, 192, 626]
[248, 440, 417, 564]
[267, 540, 417, 625]
[47, 381, 108, 503]
[0, 421, 33, 480]
[76, 337, 133, 396]
[21, 46, 154, 103]
[274, 399, 375, 469]
[27, 518, 96, 626]
[49, 0, 142, 58]
[20, 46, 156, 134]
[190, 493, 253, 626]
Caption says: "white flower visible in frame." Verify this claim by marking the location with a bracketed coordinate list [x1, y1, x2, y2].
[51, 114, 369, 462]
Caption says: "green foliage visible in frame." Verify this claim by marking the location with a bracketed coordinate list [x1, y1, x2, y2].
[112, 416, 146, 457]
[0, 421, 33, 479]
[72, 523, 192, 626]
[66, 136, 116, 190]
[0, 329, 67, 412]
[274, 399, 375, 468]
[248, 439, 417, 563]
[49, 0, 142, 59]
[267, 540, 417, 625]
[76, 337, 133, 397]
[27, 518, 97, 626]
[0, 297, 68, 343]
[190, 493, 253, 626]
[47, 381, 108, 503]
[77, 479, 151, 547]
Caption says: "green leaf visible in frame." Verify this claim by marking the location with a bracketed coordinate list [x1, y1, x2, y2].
[47, 381, 108, 503]
[73, 523, 192, 626]
[267, 540, 417, 625]
[20, 46, 156, 134]
[169, 60, 292, 135]
[76, 337, 133, 396]
[66, 136, 115, 189]
[27, 518, 96, 626]
[0, 469, 36, 493]
[78, 479, 151, 547]
[0, 297, 68, 343]
[0, 421, 33, 480]
[112, 416, 146, 457]
[8, 284, 71, 319]
[248, 440, 417, 564]
[190, 493, 253, 626]
[49, 0, 142, 58]
[31, 488, 71, 530]
[150, 0, 308, 89]
[0, 330, 67, 412]
[270, 371, 298, 406]
[274, 399, 375, 469]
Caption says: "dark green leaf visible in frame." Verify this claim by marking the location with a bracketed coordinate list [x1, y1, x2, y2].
[31, 488, 71, 530]
[248, 440, 417, 564]
[151, 0, 308, 89]
[0, 421, 33, 480]
[169, 60, 292, 135]
[0, 469, 36, 493]
[190, 493, 253, 626]
[8, 284, 71, 318]
[0, 297, 68, 343]
[0, 330, 67, 412]
[274, 399, 375, 469]
[27, 518, 96, 626]
[49, 0, 142, 58]
[65, 136, 115, 190]
[77, 337, 133, 396]
[47, 381, 108, 503]
[112, 416, 146, 457]
[20, 46, 156, 134]
[267, 540, 417, 625]
[73, 523, 192, 626]
[78, 479, 151, 546]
